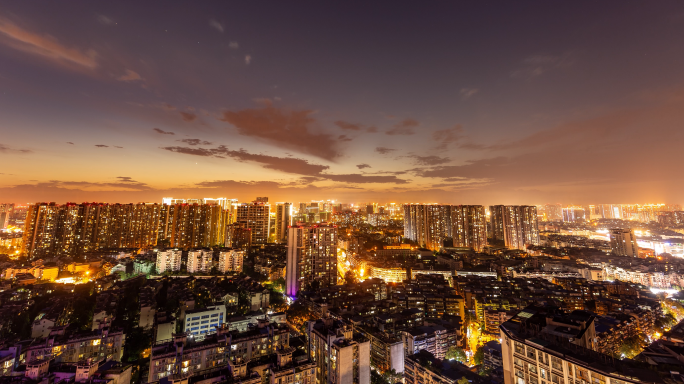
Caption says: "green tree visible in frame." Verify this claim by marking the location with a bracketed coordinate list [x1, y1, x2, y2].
[619, 333, 645, 359]
[456, 377, 470, 384]
[344, 270, 357, 285]
[122, 327, 151, 362]
[371, 370, 386, 384]
[473, 346, 484, 366]
[445, 347, 467, 363]
[382, 369, 402, 384]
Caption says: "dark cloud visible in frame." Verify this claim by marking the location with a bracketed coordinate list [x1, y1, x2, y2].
[324, 174, 408, 184]
[66, 142, 74, 145]
[114, 146, 123, 149]
[162, 145, 406, 184]
[153, 128, 175, 135]
[375, 147, 396, 155]
[0, 144, 31, 153]
[179, 112, 197, 122]
[338, 135, 352, 142]
[386, 118, 419, 135]
[178, 139, 212, 146]
[335, 121, 362, 131]
[161, 146, 217, 157]
[161, 145, 330, 175]
[334, 121, 377, 133]
[409, 155, 451, 166]
[218, 101, 342, 160]
[433, 125, 463, 150]
[29, 178, 152, 191]
[95, 144, 108, 148]
[356, 164, 371, 169]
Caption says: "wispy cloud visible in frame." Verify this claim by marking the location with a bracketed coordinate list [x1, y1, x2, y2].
[245, 55, 252, 65]
[229, 41, 239, 49]
[356, 164, 371, 169]
[511, 53, 575, 79]
[433, 125, 463, 150]
[96, 15, 116, 26]
[375, 147, 396, 155]
[0, 143, 31, 153]
[408, 155, 451, 166]
[386, 118, 418, 135]
[178, 138, 212, 146]
[117, 69, 143, 82]
[209, 19, 224, 33]
[153, 128, 175, 135]
[460, 88, 478, 100]
[0, 17, 97, 70]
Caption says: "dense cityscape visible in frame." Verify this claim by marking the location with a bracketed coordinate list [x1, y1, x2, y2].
[3, 2, 684, 384]
[0, 200, 683, 384]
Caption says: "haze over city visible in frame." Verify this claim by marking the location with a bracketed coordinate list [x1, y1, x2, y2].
[2, 2, 684, 204]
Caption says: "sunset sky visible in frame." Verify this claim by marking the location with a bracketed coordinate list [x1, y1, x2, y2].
[2, 1, 684, 205]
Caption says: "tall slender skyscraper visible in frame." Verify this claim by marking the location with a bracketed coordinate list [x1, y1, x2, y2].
[286, 223, 338, 296]
[489, 205, 539, 250]
[275, 202, 292, 243]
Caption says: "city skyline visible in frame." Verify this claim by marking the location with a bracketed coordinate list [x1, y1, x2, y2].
[2, 2, 684, 204]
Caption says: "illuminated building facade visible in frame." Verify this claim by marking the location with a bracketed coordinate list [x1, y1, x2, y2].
[275, 202, 292, 243]
[403, 204, 486, 251]
[286, 223, 338, 296]
[490, 205, 539, 250]
[369, 266, 407, 283]
[187, 249, 212, 273]
[451, 205, 487, 251]
[218, 250, 244, 272]
[236, 201, 271, 244]
[0, 203, 14, 229]
[609, 228, 639, 257]
[156, 249, 182, 273]
[21, 202, 228, 258]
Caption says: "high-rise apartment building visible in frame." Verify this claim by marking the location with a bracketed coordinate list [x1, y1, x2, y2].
[156, 249, 182, 273]
[0, 204, 14, 229]
[451, 205, 487, 251]
[609, 228, 639, 257]
[22, 203, 61, 259]
[307, 318, 370, 384]
[403, 204, 451, 250]
[21, 202, 228, 258]
[275, 202, 292, 243]
[490, 205, 539, 250]
[187, 249, 213, 273]
[236, 201, 271, 244]
[286, 223, 338, 297]
[403, 204, 486, 251]
[218, 250, 244, 273]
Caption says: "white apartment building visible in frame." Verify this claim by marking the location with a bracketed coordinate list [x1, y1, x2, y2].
[184, 304, 226, 340]
[218, 250, 244, 273]
[156, 250, 182, 274]
[187, 249, 213, 273]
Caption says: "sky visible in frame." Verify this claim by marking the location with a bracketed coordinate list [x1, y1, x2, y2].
[1, 1, 684, 205]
